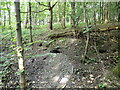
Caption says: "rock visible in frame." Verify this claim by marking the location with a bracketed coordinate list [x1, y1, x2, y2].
[87, 80, 92, 83]
[82, 77, 86, 81]
[90, 77, 94, 81]
[90, 74, 94, 78]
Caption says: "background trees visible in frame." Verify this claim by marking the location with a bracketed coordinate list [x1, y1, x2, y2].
[0, 2, 119, 31]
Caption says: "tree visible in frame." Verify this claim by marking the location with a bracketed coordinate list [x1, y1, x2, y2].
[57, 2, 61, 24]
[82, 2, 90, 61]
[70, 1, 75, 28]
[29, 1, 33, 42]
[61, 1, 66, 28]
[24, 4, 29, 28]
[104, 2, 109, 23]
[35, 1, 57, 30]
[93, 2, 96, 26]
[48, 2, 57, 30]
[3, 9, 6, 31]
[118, 1, 120, 22]
[6, 2, 11, 30]
[14, 0, 26, 88]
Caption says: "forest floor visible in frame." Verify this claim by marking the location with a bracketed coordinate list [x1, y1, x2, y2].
[1, 23, 120, 88]
[23, 23, 120, 88]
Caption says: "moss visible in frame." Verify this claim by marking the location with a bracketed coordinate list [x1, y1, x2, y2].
[113, 63, 120, 77]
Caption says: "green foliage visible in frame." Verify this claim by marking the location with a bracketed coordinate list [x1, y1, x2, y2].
[112, 56, 120, 77]
[83, 24, 92, 33]
[113, 63, 120, 77]
[98, 82, 105, 88]
[83, 28, 89, 33]
[80, 56, 96, 64]
[0, 41, 17, 86]
[113, 56, 120, 63]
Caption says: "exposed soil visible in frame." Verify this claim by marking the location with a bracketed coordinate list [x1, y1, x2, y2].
[23, 28, 120, 88]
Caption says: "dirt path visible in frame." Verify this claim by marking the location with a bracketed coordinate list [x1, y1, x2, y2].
[25, 47, 73, 88]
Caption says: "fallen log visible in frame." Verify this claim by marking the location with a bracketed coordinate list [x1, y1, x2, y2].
[48, 30, 74, 39]
[90, 26, 120, 32]
[48, 26, 120, 39]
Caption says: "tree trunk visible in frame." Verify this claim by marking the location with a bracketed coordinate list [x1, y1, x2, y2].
[71, 1, 75, 28]
[62, 2, 66, 29]
[29, 1, 33, 42]
[6, 3, 11, 30]
[49, 2, 53, 30]
[101, 2, 104, 23]
[104, 2, 108, 23]
[99, 2, 102, 23]
[82, 2, 90, 61]
[118, 1, 120, 22]
[58, 2, 61, 23]
[14, 1, 26, 89]
[3, 10, 6, 31]
[93, 3, 96, 26]
[93, 3, 101, 61]
[24, 5, 28, 29]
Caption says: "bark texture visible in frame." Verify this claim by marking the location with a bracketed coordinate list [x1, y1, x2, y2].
[14, 1, 26, 88]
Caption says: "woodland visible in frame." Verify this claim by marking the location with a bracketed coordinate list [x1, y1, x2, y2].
[0, 0, 120, 89]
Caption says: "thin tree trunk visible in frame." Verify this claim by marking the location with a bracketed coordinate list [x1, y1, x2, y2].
[118, 2, 120, 22]
[93, 3, 96, 26]
[14, 0, 26, 89]
[104, 2, 108, 23]
[58, 2, 61, 23]
[7, 3, 11, 30]
[29, 1, 33, 42]
[93, 3, 101, 61]
[49, 2, 53, 30]
[6, 2, 12, 37]
[35, 14, 37, 25]
[101, 2, 104, 23]
[49, 7, 53, 30]
[62, 2, 66, 28]
[71, 1, 75, 28]
[34, 4, 38, 25]
[24, 5, 28, 28]
[82, 2, 90, 61]
[3, 10, 6, 31]
[99, 2, 102, 23]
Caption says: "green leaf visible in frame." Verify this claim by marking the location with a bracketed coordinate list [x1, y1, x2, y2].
[83, 28, 90, 33]
[1, 8, 9, 11]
